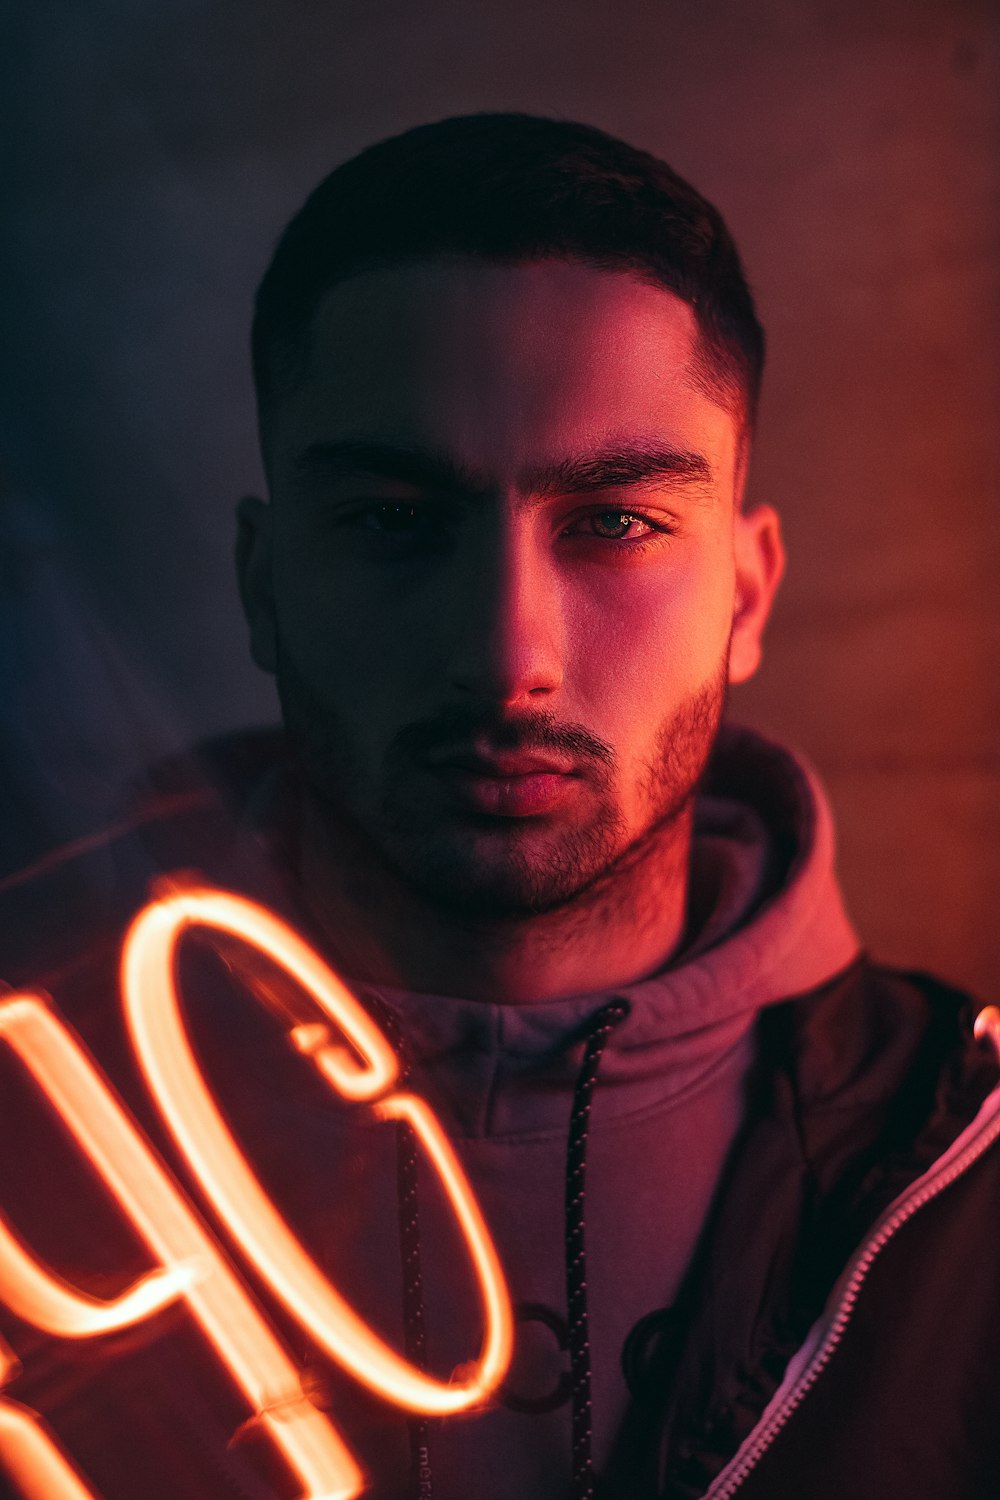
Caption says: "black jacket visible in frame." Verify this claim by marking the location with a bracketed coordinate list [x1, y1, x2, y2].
[609, 960, 1000, 1499]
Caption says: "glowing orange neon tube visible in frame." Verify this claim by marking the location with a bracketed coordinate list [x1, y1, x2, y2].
[0, 1216, 198, 1338]
[121, 886, 513, 1414]
[0, 995, 363, 1500]
[374, 1091, 512, 1389]
[0, 1336, 98, 1500]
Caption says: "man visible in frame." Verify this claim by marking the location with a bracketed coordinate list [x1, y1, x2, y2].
[1, 113, 999, 1500]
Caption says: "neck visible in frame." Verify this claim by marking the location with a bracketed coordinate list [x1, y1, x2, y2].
[291, 787, 695, 1004]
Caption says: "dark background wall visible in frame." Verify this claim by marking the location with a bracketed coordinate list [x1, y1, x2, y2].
[2, 0, 998, 996]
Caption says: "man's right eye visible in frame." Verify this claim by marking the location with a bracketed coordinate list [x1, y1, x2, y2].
[357, 503, 426, 533]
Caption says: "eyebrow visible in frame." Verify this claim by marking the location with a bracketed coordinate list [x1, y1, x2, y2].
[291, 437, 714, 501]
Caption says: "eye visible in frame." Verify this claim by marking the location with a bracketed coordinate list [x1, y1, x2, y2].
[571, 510, 660, 541]
[359, 503, 428, 533]
[593, 511, 645, 540]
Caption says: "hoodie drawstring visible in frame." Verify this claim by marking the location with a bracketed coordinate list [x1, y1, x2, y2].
[565, 997, 631, 1500]
[370, 989, 631, 1500]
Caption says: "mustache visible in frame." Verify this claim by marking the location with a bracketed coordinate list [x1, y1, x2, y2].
[388, 704, 616, 770]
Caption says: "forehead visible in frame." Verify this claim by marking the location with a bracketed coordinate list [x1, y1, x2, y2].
[273, 258, 738, 488]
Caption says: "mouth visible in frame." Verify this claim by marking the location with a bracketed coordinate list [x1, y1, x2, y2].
[422, 748, 580, 818]
[429, 750, 577, 777]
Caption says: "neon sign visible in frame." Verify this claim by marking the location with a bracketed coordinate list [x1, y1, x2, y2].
[0, 884, 514, 1499]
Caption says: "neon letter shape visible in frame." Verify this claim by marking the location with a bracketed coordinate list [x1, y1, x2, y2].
[0, 994, 363, 1500]
[122, 885, 513, 1414]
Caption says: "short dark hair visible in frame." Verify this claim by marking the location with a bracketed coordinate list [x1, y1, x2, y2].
[252, 112, 765, 447]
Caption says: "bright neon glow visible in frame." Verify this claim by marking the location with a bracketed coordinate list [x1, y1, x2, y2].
[375, 1092, 512, 1397]
[0, 884, 513, 1498]
[122, 885, 513, 1415]
[0, 995, 363, 1500]
[0, 1207, 199, 1338]
[128, 887, 400, 1103]
[0, 1335, 98, 1500]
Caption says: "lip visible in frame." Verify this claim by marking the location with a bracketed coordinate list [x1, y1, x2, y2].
[430, 751, 576, 777]
[424, 753, 578, 817]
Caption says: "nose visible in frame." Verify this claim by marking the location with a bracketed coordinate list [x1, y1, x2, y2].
[446, 518, 565, 708]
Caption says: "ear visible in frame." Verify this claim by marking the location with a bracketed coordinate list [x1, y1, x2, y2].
[728, 503, 785, 684]
[235, 495, 278, 675]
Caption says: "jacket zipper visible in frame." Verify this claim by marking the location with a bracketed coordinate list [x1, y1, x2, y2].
[703, 1079, 1000, 1500]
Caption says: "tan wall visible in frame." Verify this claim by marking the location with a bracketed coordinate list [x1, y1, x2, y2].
[2, 0, 997, 994]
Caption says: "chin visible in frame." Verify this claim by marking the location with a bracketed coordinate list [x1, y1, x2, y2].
[397, 864, 600, 921]
[375, 817, 632, 921]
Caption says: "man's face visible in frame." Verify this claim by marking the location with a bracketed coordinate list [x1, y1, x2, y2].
[241, 258, 780, 918]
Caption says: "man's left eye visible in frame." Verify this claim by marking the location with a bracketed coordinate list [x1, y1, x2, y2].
[573, 511, 655, 541]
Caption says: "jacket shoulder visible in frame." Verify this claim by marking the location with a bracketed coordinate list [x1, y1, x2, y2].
[779, 952, 993, 1107]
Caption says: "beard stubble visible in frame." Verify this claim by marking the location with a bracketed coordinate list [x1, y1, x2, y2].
[275, 638, 729, 922]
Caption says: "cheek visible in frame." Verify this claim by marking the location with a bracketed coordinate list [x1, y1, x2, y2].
[272, 540, 449, 724]
[566, 547, 736, 728]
